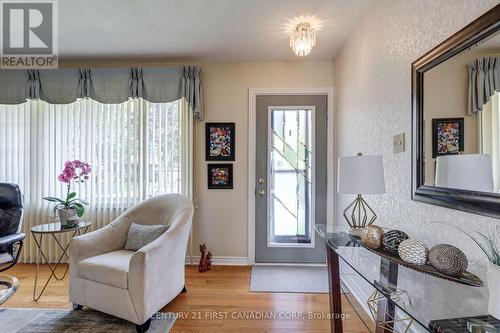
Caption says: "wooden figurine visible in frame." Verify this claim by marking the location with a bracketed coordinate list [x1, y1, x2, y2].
[198, 244, 213, 273]
[205, 252, 212, 271]
[198, 244, 207, 272]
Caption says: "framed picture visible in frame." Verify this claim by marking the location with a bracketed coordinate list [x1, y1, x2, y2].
[205, 122, 235, 161]
[432, 118, 464, 158]
[207, 164, 233, 189]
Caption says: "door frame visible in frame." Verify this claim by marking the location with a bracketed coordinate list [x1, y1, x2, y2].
[247, 88, 335, 264]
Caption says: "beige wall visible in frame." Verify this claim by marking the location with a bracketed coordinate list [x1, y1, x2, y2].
[334, 0, 499, 263]
[192, 61, 334, 260]
[57, 58, 334, 261]
[423, 50, 479, 185]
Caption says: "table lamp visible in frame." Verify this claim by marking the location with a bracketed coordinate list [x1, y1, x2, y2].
[435, 154, 494, 192]
[338, 153, 386, 235]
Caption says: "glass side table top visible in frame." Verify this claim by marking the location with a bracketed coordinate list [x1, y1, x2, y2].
[31, 221, 91, 234]
[0, 274, 19, 305]
[315, 224, 489, 331]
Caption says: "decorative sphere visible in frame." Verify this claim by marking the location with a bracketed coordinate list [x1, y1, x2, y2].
[428, 244, 468, 276]
[398, 239, 429, 265]
[361, 225, 384, 249]
[383, 230, 409, 256]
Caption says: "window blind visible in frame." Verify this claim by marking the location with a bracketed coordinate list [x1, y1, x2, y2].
[0, 98, 192, 262]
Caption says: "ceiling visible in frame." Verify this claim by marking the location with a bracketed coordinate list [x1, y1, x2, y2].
[59, 0, 374, 60]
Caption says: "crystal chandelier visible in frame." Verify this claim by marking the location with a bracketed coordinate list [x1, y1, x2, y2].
[289, 22, 316, 57]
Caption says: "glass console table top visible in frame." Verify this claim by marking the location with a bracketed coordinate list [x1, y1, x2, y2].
[31, 221, 91, 234]
[0, 274, 19, 305]
[315, 224, 490, 331]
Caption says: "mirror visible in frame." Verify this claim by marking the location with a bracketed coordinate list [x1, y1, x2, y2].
[423, 32, 500, 192]
[412, 5, 500, 217]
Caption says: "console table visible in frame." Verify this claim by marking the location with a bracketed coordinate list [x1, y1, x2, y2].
[315, 224, 496, 333]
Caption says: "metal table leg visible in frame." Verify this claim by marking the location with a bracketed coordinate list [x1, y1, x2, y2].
[32, 227, 89, 301]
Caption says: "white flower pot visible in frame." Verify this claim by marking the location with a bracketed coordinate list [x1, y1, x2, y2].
[488, 261, 500, 319]
[58, 208, 77, 228]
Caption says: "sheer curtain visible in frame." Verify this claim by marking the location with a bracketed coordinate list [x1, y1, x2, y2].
[0, 98, 192, 262]
[480, 92, 500, 191]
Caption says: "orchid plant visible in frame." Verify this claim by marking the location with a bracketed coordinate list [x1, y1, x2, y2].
[43, 160, 91, 217]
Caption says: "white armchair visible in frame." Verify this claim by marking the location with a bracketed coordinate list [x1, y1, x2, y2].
[69, 194, 193, 332]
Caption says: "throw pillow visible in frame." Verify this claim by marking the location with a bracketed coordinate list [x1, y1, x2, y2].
[124, 223, 169, 251]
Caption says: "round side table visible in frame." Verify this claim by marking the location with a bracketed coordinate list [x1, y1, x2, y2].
[30, 221, 91, 301]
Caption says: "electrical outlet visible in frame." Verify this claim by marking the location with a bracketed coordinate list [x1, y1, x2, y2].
[393, 133, 405, 153]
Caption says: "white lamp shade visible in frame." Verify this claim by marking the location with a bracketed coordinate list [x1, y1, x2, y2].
[338, 155, 386, 194]
[435, 154, 494, 192]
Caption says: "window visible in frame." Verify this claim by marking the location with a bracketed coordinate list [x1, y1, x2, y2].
[0, 98, 192, 260]
[269, 107, 314, 245]
[480, 91, 500, 191]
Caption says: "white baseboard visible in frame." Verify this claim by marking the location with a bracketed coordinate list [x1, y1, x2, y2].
[185, 258, 327, 267]
[186, 256, 249, 266]
[253, 262, 327, 267]
[341, 274, 372, 316]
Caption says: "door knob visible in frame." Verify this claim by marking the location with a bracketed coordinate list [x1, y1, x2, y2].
[256, 189, 265, 196]
[257, 178, 265, 184]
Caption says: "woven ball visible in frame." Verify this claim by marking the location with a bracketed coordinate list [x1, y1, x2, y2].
[428, 244, 468, 276]
[361, 225, 384, 249]
[398, 239, 428, 265]
[383, 230, 409, 256]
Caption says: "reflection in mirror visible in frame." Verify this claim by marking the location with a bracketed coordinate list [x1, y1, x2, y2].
[423, 30, 500, 193]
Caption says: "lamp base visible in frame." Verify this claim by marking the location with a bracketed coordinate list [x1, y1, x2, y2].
[343, 194, 377, 231]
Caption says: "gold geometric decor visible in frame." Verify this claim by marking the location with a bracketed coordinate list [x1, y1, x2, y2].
[367, 288, 414, 333]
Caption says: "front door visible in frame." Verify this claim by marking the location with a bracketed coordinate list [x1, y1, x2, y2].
[255, 95, 327, 263]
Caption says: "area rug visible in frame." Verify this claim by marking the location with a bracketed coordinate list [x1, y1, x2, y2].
[250, 265, 330, 293]
[0, 308, 176, 332]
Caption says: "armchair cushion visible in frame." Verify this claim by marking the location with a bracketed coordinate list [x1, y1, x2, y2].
[77, 250, 134, 289]
[0, 233, 25, 253]
[0, 252, 13, 265]
[0, 183, 23, 238]
[124, 223, 168, 251]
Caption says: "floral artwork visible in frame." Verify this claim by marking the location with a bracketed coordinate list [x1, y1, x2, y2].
[207, 164, 233, 189]
[205, 122, 235, 161]
[432, 118, 464, 158]
[437, 123, 459, 153]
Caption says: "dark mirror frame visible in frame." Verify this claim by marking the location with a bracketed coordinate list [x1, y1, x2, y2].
[412, 5, 500, 218]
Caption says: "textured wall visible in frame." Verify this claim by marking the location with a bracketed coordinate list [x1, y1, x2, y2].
[334, 0, 500, 263]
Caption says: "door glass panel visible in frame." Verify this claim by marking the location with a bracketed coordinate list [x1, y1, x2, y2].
[269, 107, 313, 245]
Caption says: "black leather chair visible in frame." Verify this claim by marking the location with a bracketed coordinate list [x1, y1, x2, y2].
[0, 183, 25, 272]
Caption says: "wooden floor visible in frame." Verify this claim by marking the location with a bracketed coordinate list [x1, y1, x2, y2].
[4, 264, 371, 333]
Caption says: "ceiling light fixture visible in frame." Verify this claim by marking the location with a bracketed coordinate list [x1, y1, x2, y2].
[289, 22, 316, 57]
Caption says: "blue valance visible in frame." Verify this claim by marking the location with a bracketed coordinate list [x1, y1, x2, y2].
[0, 65, 203, 119]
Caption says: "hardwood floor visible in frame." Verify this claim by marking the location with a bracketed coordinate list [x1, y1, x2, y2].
[4, 264, 371, 332]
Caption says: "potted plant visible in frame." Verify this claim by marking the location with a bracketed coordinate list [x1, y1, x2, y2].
[43, 160, 91, 228]
[467, 226, 500, 319]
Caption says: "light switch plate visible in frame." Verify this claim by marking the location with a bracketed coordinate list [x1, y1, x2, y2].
[393, 133, 405, 153]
